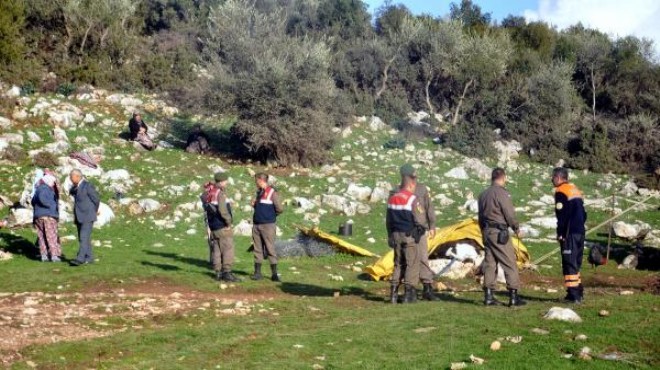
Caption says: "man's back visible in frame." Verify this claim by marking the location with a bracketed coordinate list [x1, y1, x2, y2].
[478, 185, 518, 230]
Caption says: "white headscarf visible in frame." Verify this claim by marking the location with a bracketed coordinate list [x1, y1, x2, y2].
[30, 169, 45, 198]
[42, 174, 57, 188]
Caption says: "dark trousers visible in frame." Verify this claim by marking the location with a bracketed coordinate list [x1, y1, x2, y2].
[561, 233, 585, 299]
[75, 222, 94, 263]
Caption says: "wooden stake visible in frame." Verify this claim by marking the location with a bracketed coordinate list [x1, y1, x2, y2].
[531, 195, 655, 265]
[605, 193, 614, 263]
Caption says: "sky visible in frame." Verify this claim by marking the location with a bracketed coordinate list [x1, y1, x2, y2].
[363, 0, 660, 50]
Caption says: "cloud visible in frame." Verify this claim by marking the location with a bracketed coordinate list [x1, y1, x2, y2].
[523, 0, 660, 50]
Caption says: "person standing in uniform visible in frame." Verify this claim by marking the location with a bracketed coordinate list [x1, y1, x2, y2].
[250, 173, 283, 281]
[203, 172, 241, 282]
[552, 167, 587, 304]
[387, 175, 424, 304]
[477, 168, 526, 307]
[69, 169, 100, 266]
[399, 164, 439, 301]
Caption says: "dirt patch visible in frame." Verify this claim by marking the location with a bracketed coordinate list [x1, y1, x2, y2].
[0, 279, 281, 366]
[644, 275, 660, 295]
[520, 270, 656, 291]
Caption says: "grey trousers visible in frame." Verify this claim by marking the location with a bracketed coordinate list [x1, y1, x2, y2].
[390, 232, 420, 287]
[482, 228, 520, 290]
[252, 223, 277, 264]
[211, 228, 235, 272]
[417, 232, 434, 284]
[75, 221, 94, 263]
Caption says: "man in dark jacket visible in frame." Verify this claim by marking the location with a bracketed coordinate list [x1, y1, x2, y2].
[128, 113, 148, 141]
[552, 167, 588, 304]
[202, 172, 241, 282]
[399, 164, 439, 301]
[69, 169, 100, 266]
[387, 175, 424, 304]
[250, 173, 283, 281]
[31, 174, 61, 262]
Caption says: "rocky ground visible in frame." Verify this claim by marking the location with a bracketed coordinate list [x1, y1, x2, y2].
[0, 279, 278, 365]
[0, 82, 658, 368]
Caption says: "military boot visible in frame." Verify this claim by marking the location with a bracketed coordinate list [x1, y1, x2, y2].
[578, 284, 585, 303]
[403, 285, 417, 304]
[251, 263, 263, 280]
[508, 289, 527, 307]
[483, 287, 504, 306]
[422, 283, 439, 301]
[270, 264, 280, 282]
[222, 271, 242, 283]
[389, 284, 399, 304]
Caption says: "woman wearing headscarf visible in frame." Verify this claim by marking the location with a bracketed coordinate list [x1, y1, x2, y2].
[31, 174, 61, 262]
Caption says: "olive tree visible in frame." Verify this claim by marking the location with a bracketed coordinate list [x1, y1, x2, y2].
[414, 19, 464, 115]
[508, 61, 579, 162]
[205, 0, 340, 166]
[62, 0, 138, 54]
[450, 30, 511, 125]
[573, 31, 611, 121]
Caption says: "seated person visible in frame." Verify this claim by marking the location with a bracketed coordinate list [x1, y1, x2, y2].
[128, 113, 148, 141]
[186, 125, 211, 154]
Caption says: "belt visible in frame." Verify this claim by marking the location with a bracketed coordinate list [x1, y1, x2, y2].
[483, 222, 507, 230]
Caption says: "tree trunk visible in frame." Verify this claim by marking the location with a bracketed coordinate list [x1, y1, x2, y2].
[100, 28, 110, 49]
[64, 21, 73, 58]
[425, 76, 434, 115]
[80, 23, 93, 53]
[375, 54, 398, 102]
[451, 78, 474, 126]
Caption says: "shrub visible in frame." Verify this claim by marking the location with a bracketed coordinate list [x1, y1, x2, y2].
[383, 137, 406, 150]
[20, 82, 36, 96]
[375, 87, 412, 127]
[204, 1, 339, 167]
[444, 121, 496, 158]
[56, 82, 76, 97]
[32, 151, 59, 168]
[506, 62, 577, 164]
[2, 146, 27, 163]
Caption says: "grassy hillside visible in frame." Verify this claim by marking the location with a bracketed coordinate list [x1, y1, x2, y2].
[0, 92, 658, 369]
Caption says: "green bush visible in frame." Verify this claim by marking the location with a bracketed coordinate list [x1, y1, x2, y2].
[375, 88, 412, 127]
[56, 82, 76, 97]
[444, 121, 496, 158]
[204, 1, 339, 167]
[383, 137, 406, 150]
[20, 82, 36, 96]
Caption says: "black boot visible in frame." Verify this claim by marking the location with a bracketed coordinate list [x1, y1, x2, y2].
[578, 284, 585, 303]
[222, 271, 242, 283]
[403, 285, 417, 304]
[389, 284, 399, 304]
[483, 288, 503, 306]
[270, 264, 280, 282]
[422, 283, 439, 301]
[508, 289, 527, 307]
[215, 270, 222, 281]
[251, 263, 263, 280]
[563, 287, 582, 304]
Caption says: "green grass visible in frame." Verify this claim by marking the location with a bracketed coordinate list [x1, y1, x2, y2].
[1, 96, 659, 369]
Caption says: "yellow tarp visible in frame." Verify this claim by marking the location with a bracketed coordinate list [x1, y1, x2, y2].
[297, 226, 379, 258]
[364, 218, 530, 281]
